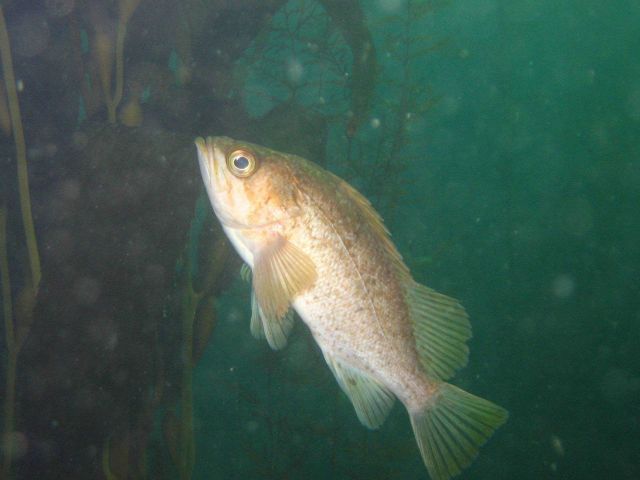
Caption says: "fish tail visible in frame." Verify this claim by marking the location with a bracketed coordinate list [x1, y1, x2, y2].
[408, 383, 508, 480]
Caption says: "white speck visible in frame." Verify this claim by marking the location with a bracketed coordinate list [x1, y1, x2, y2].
[370, 117, 381, 128]
[377, 0, 406, 13]
[59, 179, 80, 200]
[16, 79, 24, 92]
[73, 277, 101, 305]
[552, 274, 575, 299]
[227, 307, 242, 323]
[286, 58, 304, 84]
[550, 435, 565, 457]
[245, 421, 259, 433]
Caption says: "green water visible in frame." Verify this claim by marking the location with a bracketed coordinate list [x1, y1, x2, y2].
[0, 0, 638, 479]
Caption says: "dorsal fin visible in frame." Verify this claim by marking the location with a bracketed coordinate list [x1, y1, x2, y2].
[406, 282, 471, 380]
[334, 176, 411, 281]
[333, 174, 470, 379]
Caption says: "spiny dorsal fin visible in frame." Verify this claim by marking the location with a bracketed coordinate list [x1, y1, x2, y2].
[252, 235, 316, 347]
[323, 352, 396, 429]
[335, 177, 411, 281]
[406, 282, 471, 380]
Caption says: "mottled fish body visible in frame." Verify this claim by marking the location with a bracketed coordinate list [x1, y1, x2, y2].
[196, 136, 507, 480]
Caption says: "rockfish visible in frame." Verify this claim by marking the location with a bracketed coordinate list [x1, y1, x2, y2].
[195, 136, 507, 479]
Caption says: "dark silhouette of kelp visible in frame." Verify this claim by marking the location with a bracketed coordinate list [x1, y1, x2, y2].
[0, 0, 421, 478]
[0, 5, 40, 479]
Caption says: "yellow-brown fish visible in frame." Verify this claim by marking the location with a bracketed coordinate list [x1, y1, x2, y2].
[195, 136, 507, 479]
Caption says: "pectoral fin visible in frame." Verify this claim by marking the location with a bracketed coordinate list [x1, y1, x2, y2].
[252, 235, 316, 349]
[240, 263, 252, 283]
[249, 288, 265, 340]
[248, 267, 296, 350]
[324, 353, 395, 429]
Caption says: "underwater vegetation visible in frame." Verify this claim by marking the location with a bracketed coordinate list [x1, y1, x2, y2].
[0, 0, 638, 479]
[0, 0, 435, 478]
[0, 5, 40, 479]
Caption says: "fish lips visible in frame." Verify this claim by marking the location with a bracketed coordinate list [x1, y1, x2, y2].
[195, 136, 246, 229]
[195, 136, 214, 189]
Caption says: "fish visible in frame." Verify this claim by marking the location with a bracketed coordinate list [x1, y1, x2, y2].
[195, 136, 508, 479]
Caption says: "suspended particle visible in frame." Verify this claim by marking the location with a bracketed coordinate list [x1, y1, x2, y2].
[550, 435, 565, 457]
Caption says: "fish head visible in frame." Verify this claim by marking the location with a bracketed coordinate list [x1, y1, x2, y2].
[195, 136, 301, 231]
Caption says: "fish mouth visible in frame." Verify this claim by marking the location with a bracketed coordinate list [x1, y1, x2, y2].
[195, 136, 296, 231]
[195, 136, 216, 189]
[195, 136, 252, 230]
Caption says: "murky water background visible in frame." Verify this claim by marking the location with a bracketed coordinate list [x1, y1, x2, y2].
[0, 1, 638, 478]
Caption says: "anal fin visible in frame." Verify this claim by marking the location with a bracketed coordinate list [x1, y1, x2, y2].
[323, 353, 395, 429]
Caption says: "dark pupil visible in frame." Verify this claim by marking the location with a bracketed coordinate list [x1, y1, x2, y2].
[233, 155, 250, 170]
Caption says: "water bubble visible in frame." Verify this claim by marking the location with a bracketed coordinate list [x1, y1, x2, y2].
[550, 435, 565, 457]
[551, 274, 575, 299]
[73, 277, 101, 305]
[244, 421, 259, 433]
[227, 307, 242, 324]
[59, 179, 81, 200]
[377, 0, 406, 13]
[87, 316, 118, 351]
[286, 58, 304, 84]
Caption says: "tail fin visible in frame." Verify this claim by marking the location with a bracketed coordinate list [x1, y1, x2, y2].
[409, 383, 508, 480]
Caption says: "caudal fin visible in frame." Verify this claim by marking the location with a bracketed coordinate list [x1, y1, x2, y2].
[409, 383, 508, 480]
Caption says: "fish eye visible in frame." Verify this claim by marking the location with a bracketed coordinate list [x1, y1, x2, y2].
[227, 149, 257, 177]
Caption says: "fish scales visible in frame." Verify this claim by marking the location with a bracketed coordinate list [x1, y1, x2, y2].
[196, 136, 508, 480]
[283, 159, 428, 402]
